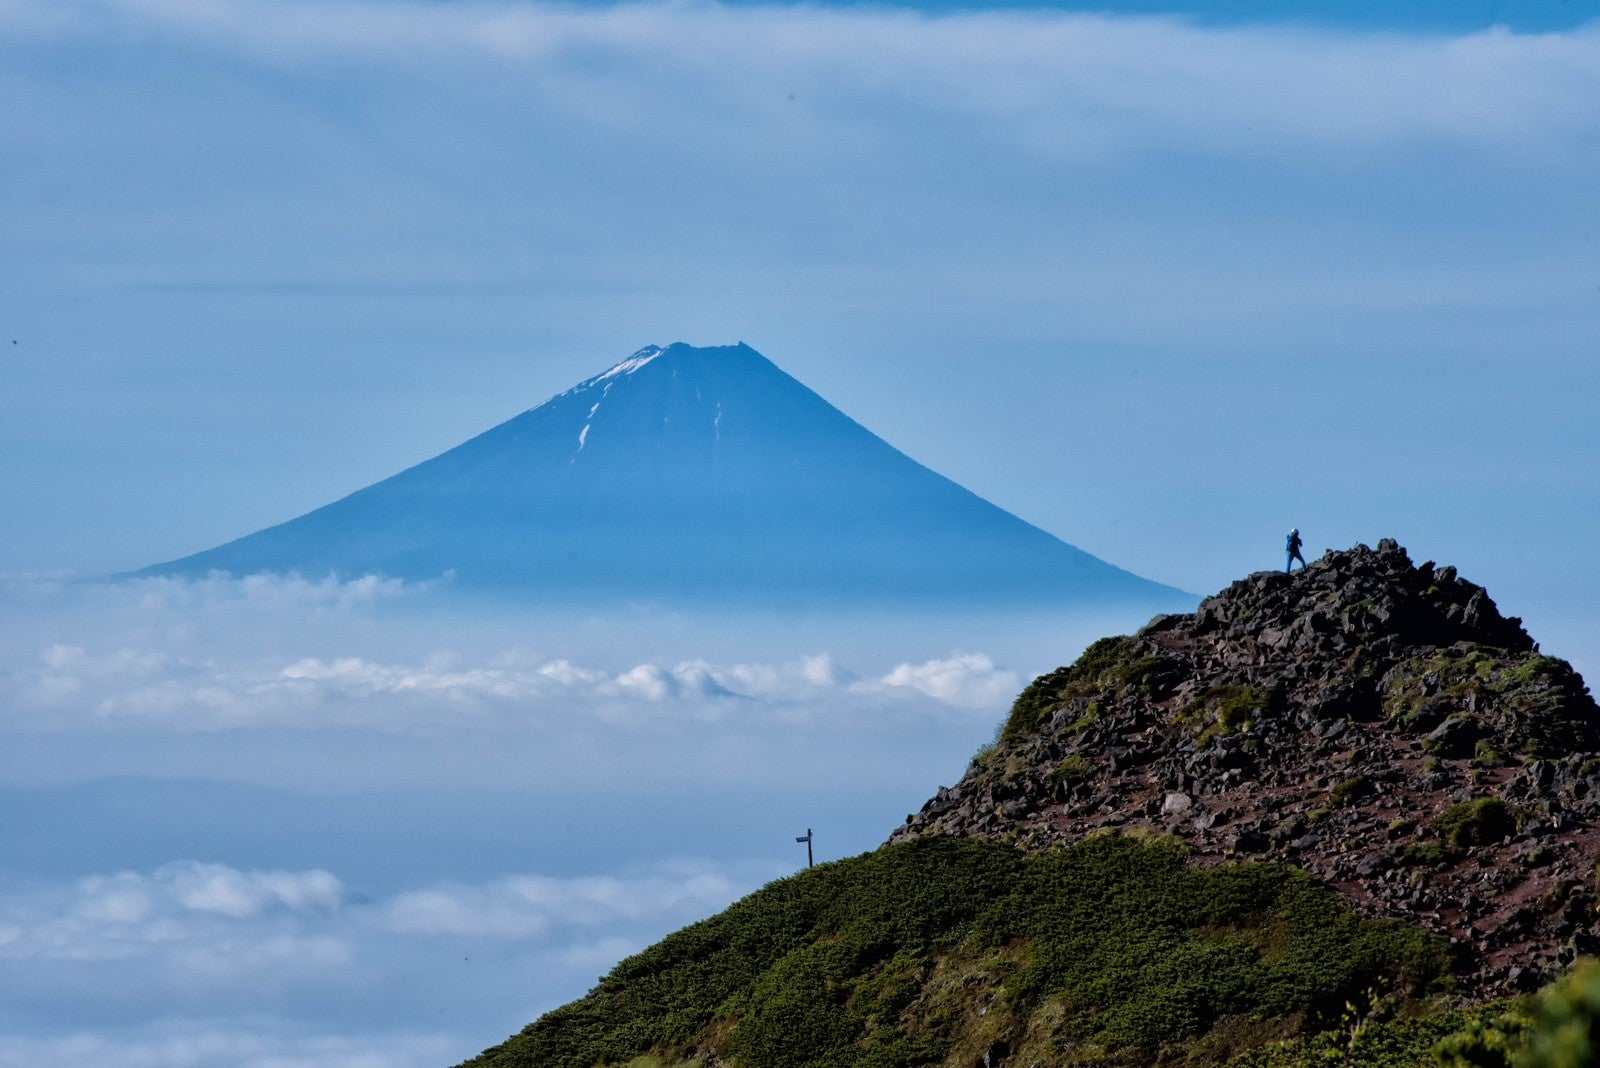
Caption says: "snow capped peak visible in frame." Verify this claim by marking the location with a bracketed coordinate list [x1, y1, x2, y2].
[533, 345, 669, 413]
[136, 337, 1189, 608]
[594, 346, 664, 383]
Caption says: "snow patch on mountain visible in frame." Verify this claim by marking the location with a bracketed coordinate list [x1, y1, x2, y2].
[593, 346, 663, 384]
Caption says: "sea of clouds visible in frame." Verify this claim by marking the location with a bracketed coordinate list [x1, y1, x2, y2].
[0, 852, 779, 1067]
[0, 572, 1123, 1065]
[3, 573, 1033, 717]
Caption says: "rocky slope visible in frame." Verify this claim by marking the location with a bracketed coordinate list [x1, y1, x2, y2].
[893, 540, 1600, 996]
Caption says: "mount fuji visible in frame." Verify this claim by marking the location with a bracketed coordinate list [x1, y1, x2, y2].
[136, 343, 1189, 609]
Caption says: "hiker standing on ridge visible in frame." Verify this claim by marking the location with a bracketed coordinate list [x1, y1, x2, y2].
[1286, 529, 1307, 573]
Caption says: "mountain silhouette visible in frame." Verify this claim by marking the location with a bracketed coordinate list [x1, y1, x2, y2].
[137, 342, 1188, 608]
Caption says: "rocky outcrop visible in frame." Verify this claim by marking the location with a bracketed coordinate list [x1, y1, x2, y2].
[891, 540, 1600, 996]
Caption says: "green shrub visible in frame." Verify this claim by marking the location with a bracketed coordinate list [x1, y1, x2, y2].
[1048, 753, 1094, 788]
[1063, 704, 1100, 733]
[1000, 637, 1141, 741]
[1517, 958, 1600, 1068]
[1402, 842, 1450, 867]
[1474, 741, 1507, 768]
[1114, 655, 1170, 695]
[1178, 685, 1269, 746]
[1331, 775, 1371, 807]
[1069, 635, 1140, 682]
[1434, 1012, 1529, 1068]
[1226, 999, 1521, 1067]
[1427, 959, 1600, 1068]
[460, 836, 1452, 1068]
[1432, 798, 1518, 849]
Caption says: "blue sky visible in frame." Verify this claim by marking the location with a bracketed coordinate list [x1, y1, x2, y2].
[2, 0, 1599, 1064]
[3, 0, 1598, 612]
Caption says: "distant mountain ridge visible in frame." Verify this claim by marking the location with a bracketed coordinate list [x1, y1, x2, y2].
[137, 342, 1188, 608]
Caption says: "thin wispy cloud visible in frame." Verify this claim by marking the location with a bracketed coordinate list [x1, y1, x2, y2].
[9, 634, 1016, 731]
[0, 856, 775, 1068]
[0, 1029, 457, 1068]
[9, 0, 1599, 161]
[0, 858, 754, 961]
[0, 571, 1080, 805]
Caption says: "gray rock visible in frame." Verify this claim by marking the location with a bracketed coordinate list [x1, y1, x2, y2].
[1425, 715, 1482, 758]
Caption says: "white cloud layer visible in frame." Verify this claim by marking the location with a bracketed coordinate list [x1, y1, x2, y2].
[0, 858, 755, 963]
[379, 863, 747, 939]
[8, 642, 1015, 729]
[0, 577, 1022, 732]
[0, 856, 778, 1067]
[0, 862, 345, 963]
[0, 1028, 459, 1068]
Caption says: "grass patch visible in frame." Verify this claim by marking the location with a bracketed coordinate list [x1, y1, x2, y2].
[1048, 754, 1094, 789]
[1000, 636, 1132, 741]
[1330, 775, 1371, 807]
[1063, 705, 1100, 734]
[1225, 997, 1524, 1067]
[1432, 798, 1518, 849]
[1383, 648, 1597, 758]
[1400, 842, 1451, 867]
[1474, 741, 1508, 768]
[1000, 638, 1179, 742]
[1177, 685, 1270, 747]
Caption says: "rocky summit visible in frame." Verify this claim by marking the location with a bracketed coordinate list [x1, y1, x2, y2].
[893, 539, 1599, 996]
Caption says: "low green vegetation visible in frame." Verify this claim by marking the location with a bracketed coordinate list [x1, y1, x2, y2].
[1401, 841, 1451, 867]
[1511, 957, 1600, 1067]
[1391, 797, 1519, 865]
[460, 834, 1451, 1068]
[1226, 998, 1522, 1067]
[1047, 753, 1094, 788]
[1384, 647, 1496, 727]
[1475, 740, 1508, 768]
[1383, 647, 1597, 758]
[1001, 636, 1152, 741]
[1063, 704, 1100, 733]
[1175, 685, 1270, 747]
[1432, 798, 1519, 849]
[1234, 959, 1600, 1068]
[1330, 775, 1370, 807]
